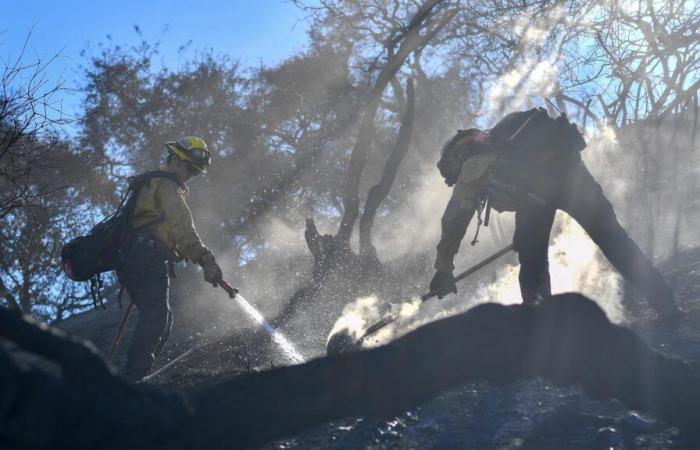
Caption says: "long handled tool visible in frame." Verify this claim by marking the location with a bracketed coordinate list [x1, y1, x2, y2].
[108, 300, 135, 362]
[142, 342, 198, 381]
[359, 244, 515, 342]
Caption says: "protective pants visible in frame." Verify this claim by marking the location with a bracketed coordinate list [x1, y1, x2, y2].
[116, 232, 172, 379]
[513, 158, 677, 315]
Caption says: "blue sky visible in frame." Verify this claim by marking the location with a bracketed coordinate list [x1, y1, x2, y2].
[3, 0, 312, 133]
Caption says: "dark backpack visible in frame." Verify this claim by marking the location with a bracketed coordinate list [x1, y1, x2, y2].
[61, 171, 181, 306]
[437, 128, 491, 186]
[488, 107, 586, 164]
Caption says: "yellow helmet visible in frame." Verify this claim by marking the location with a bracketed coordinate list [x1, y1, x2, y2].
[164, 136, 212, 173]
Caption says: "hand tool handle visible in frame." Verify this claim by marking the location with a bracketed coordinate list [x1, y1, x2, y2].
[421, 244, 515, 302]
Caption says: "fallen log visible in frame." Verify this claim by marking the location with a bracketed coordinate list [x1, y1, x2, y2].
[184, 293, 700, 448]
[3, 293, 700, 449]
[0, 306, 187, 449]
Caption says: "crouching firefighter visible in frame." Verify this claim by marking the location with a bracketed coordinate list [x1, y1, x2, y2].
[430, 108, 681, 319]
[116, 136, 224, 380]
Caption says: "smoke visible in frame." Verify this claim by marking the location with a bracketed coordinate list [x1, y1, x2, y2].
[468, 214, 624, 321]
[374, 165, 450, 260]
[169, 4, 695, 360]
[359, 211, 625, 348]
[339, 97, 629, 351]
[327, 294, 422, 350]
[327, 295, 384, 343]
[259, 217, 310, 253]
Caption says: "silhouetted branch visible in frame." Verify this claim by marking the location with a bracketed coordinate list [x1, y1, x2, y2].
[0, 32, 69, 219]
[336, 0, 453, 243]
[359, 78, 415, 258]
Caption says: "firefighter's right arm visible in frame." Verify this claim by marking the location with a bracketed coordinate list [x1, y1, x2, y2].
[434, 152, 496, 273]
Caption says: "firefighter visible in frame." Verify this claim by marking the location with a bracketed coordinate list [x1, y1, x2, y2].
[430, 108, 681, 319]
[117, 136, 223, 380]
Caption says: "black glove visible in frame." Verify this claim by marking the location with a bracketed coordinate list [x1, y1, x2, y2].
[199, 252, 223, 287]
[430, 271, 457, 299]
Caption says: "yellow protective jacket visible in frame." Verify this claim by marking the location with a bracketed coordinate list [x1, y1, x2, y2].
[434, 152, 498, 273]
[129, 175, 211, 263]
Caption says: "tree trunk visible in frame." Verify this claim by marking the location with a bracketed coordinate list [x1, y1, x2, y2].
[336, 0, 453, 243]
[359, 78, 416, 259]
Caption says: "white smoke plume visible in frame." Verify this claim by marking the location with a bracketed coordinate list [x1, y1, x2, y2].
[374, 165, 450, 260]
[350, 90, 629, 349]
[327, 295, 385, 343]
[467, 214, 624, 323]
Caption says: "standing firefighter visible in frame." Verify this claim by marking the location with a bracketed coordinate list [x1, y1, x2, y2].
[116, 136, 223, 380]
[430, 108, 681, 319]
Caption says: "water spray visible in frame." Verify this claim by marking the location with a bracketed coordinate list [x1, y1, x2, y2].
[142, 279, 304, 382]
[219, 280, 305, 364]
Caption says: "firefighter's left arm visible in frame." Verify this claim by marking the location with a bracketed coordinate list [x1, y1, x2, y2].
[434, 152, 497, 273]
[156, 180, 211, 264]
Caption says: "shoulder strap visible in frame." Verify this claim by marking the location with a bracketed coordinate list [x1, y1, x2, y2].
[135, 170, 184, 189]
[120, 171, 184, 225]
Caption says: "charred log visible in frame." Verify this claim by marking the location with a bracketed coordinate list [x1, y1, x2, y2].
[0, 306, 186, 449]
[4, 293, 700, 449]
[186, 293, 700, 448]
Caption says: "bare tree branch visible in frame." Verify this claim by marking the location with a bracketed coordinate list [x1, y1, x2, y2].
[359, 78, 415, 258]
[337, 0, 453, 243]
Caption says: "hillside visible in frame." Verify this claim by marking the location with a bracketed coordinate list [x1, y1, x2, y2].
[50, 246, 700, 449]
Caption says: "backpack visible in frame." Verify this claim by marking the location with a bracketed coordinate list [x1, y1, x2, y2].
[488, 107, 586, 164]
[61, 171, 181, 307]
[437, 128, 491, 186]
[440, 109, 586, 245]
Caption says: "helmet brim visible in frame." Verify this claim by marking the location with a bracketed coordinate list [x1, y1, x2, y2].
[165, 142, 209, 174]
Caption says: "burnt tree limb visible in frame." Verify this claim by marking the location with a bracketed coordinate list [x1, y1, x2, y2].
[304, 217, 357, 282]
[4, 294, 700, 449]
[0, 306, 187, 449]
[185, 293, 700, 449]
[0, 306, 112, 381]
[359, 78, 415, 259]
[336, 1, 455, 243]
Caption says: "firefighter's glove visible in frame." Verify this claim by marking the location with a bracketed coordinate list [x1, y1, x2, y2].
[200, 253, 223, 287]
[430, 271, 457, 299]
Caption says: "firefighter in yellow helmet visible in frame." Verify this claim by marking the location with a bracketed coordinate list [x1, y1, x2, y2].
[116, 136, 223, 381]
